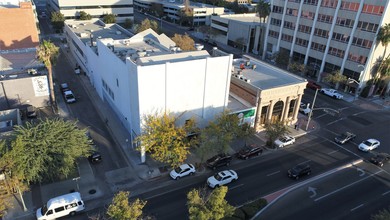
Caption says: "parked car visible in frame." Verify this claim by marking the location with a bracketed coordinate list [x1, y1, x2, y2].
[334, 132, 356, 144]
[207, 170, 238, 188]
[358, 139, 380, 152]
[320, 88, 343, 99]
[370, 153, 390, 167]
[88, 151, 102, 163]
[237, 145, 263, 160]
[170, 163, 196, 180]
[206, 153, 232, 170]
[26, 105, 37, 118]
[306, 80, 322, 90]
[63, 90, 76, 103]
[287, 164, 311, 179]
[274, 135, 296, 148]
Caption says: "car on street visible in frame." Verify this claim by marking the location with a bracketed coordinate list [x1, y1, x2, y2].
[26, 105, 37, 118]
[88, 151, 102, 163]
[274, 135, 296, 148]
[63, 90, 76, 103]
[170, 163, 196, 180]
[207, 170, 238, 188]
[306, 80, 322, 90]
[320, 88, 343, 99]
[206, 153, 232, 170]
[287, 164, 311, 179]
[60, 83, 70, 92]
[358, 139, 380, 152]
[237, 145, 263, 160]
[370, 153, 390, 167]
[334, 132, 356, 144]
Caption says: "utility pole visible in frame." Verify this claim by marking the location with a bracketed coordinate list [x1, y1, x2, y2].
[305, 88, 318, 131]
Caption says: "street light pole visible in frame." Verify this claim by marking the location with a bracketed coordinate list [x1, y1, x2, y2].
[305, 88, 318, 131]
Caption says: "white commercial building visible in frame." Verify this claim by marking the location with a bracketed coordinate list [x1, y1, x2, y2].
[264, 0, 390, 96]
[134, 0, 225, 25]
[64, 19, 233, 139]
[47, 0, 134, 22]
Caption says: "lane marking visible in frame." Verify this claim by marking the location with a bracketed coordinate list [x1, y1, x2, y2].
[230, 184, 244, 190]
[382, 190, 390, 196]
[314, 170, 382, 202]
[328, 150, 339, 155]
[267, 171, 280, 176]
[298, 160, 311, 165]
[350, 204, 364, 212]
[327, 118, 345, 126]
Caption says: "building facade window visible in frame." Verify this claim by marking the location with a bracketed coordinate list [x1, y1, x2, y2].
[282, 34, 293, 42]
[362, 4, 384, 15]
[340, 1, 359, 12]
[336, 17, 354, 28]
[317, 14, 333, 23]
[321, 0, 338, 8]
[295, 38, 309, 47]
[268, 30, 280, 38]
[270, 18, 282, 26]
[328, 47, 345, 58]
[357, 21, 379, 33]
[284, 21, 296, 29]
[314, 28, 329, 38]
[301, 10, 315, 19]
[304, 0, 318, 5]
[298, 24, 312, 33]
[332, 32, 350, 43]
[272, 5, 284, 14]
[311, 42, 326, 52]
[286, 8, 299, 16]
[352, 37, 373, 49]
[347, 53, 367, 64]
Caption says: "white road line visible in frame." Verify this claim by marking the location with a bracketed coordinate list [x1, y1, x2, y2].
[327, 118, 345, 126]
[230, 184, 244, 190]
[314, 170, 382, 202]
[298, 160, 311, 165]
[382, 190, 390, 196]
[328, 150, 339, 155]
[350, 204, 364, 212]
[267, 171, 280, 176]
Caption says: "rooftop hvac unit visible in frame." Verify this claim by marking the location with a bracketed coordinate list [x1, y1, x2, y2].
[116, 31, 122, 35]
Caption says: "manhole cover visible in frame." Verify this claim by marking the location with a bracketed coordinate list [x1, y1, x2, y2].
[89, 189, 96, 194]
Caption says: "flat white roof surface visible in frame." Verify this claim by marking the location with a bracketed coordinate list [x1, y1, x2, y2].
[233, 56, 306, 90]
[219, 14, 261, 25]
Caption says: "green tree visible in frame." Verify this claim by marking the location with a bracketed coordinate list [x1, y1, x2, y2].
[135, 113, 190, 168]
[50, 11, 65, 31]
[79, 11, 92, 20]
[107, 191, 147, 220]
[323, 69, 347, 89]
[256, 0, 271, 23]
[178, 6, 193, 26]
[103, 14, 116, 24]
[371, 206, 390, 220]
[1, 119, 92, 183]
[236, 123, 256, 147]
[123, 18, 133, 29]
[171, 34, 196, 51]
[187, 186, 235, 220]
[375, 23, 390, 95]
[264, 121, 289, 147]
[275, 50, 290, 68]
[136, 18, 159, 33]
[37, 40, 59, 111]
[288, 62, 306, 74]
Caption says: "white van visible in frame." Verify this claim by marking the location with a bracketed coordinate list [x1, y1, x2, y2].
[36, 192, 85, 220]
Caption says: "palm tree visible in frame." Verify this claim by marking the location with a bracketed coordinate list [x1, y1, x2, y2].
[375, 23, 390, 95]
[37, 40, 59, 112]
[256, 0, 271, 23]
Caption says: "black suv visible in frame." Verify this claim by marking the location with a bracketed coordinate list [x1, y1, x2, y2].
[206, 153, 232, 169]
[288, 164, 311, 179]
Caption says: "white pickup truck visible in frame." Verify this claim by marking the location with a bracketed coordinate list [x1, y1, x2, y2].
[320, 88, 343, 99]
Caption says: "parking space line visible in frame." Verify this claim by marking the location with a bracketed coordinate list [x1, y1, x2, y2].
[314, 170, 382, 202]
[298, 160, 311, 165]
[350, 204, 364, 212]
[328, 150, 339, 155]
[266, 171, 280, 176]
[382, 190, 390, 196]
[230, 184, 244, 190]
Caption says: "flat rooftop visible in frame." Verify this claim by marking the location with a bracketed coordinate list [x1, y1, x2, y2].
[219, 14, 261, 25]
[232, 56, 306, 90]
[136, 0, 219, 9]
[66, 20, 212, 66]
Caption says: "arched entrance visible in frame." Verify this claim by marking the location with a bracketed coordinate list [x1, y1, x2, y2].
[271, 101, 284, 123]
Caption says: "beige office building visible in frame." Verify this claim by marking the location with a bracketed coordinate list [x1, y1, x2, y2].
[263, 0, 390, 96]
